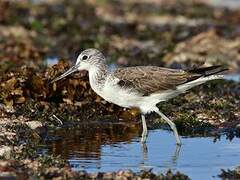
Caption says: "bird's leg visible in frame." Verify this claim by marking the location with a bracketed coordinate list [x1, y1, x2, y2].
[172, 144, 181, 165]
[141, 114, 148, 143]
[154, 108, 182, 145]
[141, 142, 148, 160]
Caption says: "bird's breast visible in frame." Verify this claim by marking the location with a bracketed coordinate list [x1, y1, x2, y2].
[89, 74, 150, 109]
[100, 82, 143, 108]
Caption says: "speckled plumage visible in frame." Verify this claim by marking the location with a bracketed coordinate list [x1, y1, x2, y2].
[114, 66, 196, 96]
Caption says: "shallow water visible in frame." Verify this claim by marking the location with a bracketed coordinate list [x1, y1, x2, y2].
[44, 124, 240, 180]
[225, 74, 240, 82]
[209, 0, 240, 9]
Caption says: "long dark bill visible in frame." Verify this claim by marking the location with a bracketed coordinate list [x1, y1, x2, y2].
[51, 65, 78, 83]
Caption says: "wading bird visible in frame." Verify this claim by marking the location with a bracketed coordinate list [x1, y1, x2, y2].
[52, 49, 227, 145]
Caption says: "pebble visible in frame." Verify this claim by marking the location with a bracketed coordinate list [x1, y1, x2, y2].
[26, 121, 43, 130]
[0, 146, 12, 159]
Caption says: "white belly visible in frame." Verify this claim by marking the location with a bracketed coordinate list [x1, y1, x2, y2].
[89, 74, 163, 113]
[89, 73, 142, 108]
[100, 83, 141, 108]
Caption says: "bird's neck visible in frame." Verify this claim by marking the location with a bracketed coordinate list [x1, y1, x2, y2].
[88, 63, 108, 91]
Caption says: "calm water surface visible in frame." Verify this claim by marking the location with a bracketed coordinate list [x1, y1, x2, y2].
[44, 123, 240, 180]
[43, 77, 240, 179]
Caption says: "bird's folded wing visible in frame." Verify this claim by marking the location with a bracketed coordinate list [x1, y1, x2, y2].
[113, 66, 192, 96]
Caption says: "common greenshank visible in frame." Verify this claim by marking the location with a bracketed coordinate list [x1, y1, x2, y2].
[51, 48, 227, 145]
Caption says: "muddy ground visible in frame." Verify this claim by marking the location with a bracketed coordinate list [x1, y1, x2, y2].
[0, 0, 240, 179]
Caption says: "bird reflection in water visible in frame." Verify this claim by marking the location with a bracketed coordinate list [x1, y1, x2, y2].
[46, 121, 181, 171]
[140, 141, 181, 171]
[48, 121, 141, 159]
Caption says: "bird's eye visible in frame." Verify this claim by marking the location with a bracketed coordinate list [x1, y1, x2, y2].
[82, 55, 88, 60]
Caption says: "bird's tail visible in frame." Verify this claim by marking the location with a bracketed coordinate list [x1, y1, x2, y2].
[188, 65, 228, 77]
[176, 65, 228, 93]
[186, 65, 228, 82]
[156, 65, 228, 102]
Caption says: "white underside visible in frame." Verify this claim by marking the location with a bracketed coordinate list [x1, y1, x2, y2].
[90, 71, 224, 114]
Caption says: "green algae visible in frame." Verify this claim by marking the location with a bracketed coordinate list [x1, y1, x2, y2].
[174, 113, 213, 136]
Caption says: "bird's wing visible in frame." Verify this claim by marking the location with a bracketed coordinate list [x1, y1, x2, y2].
[113, 66, 192, 96]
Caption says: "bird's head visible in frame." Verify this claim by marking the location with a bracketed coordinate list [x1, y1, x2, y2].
[51, 48, 105, 83]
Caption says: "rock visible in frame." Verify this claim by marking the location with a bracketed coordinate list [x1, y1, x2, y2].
[102, 172, 116, 179]
[0, 146, 12, 159]
[236, 124, 240, 129]
[26, 121, 43, 130]
[163, 29, 240, 71]
[219, 166, 240, 179]
[0, 172, 16, 180]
